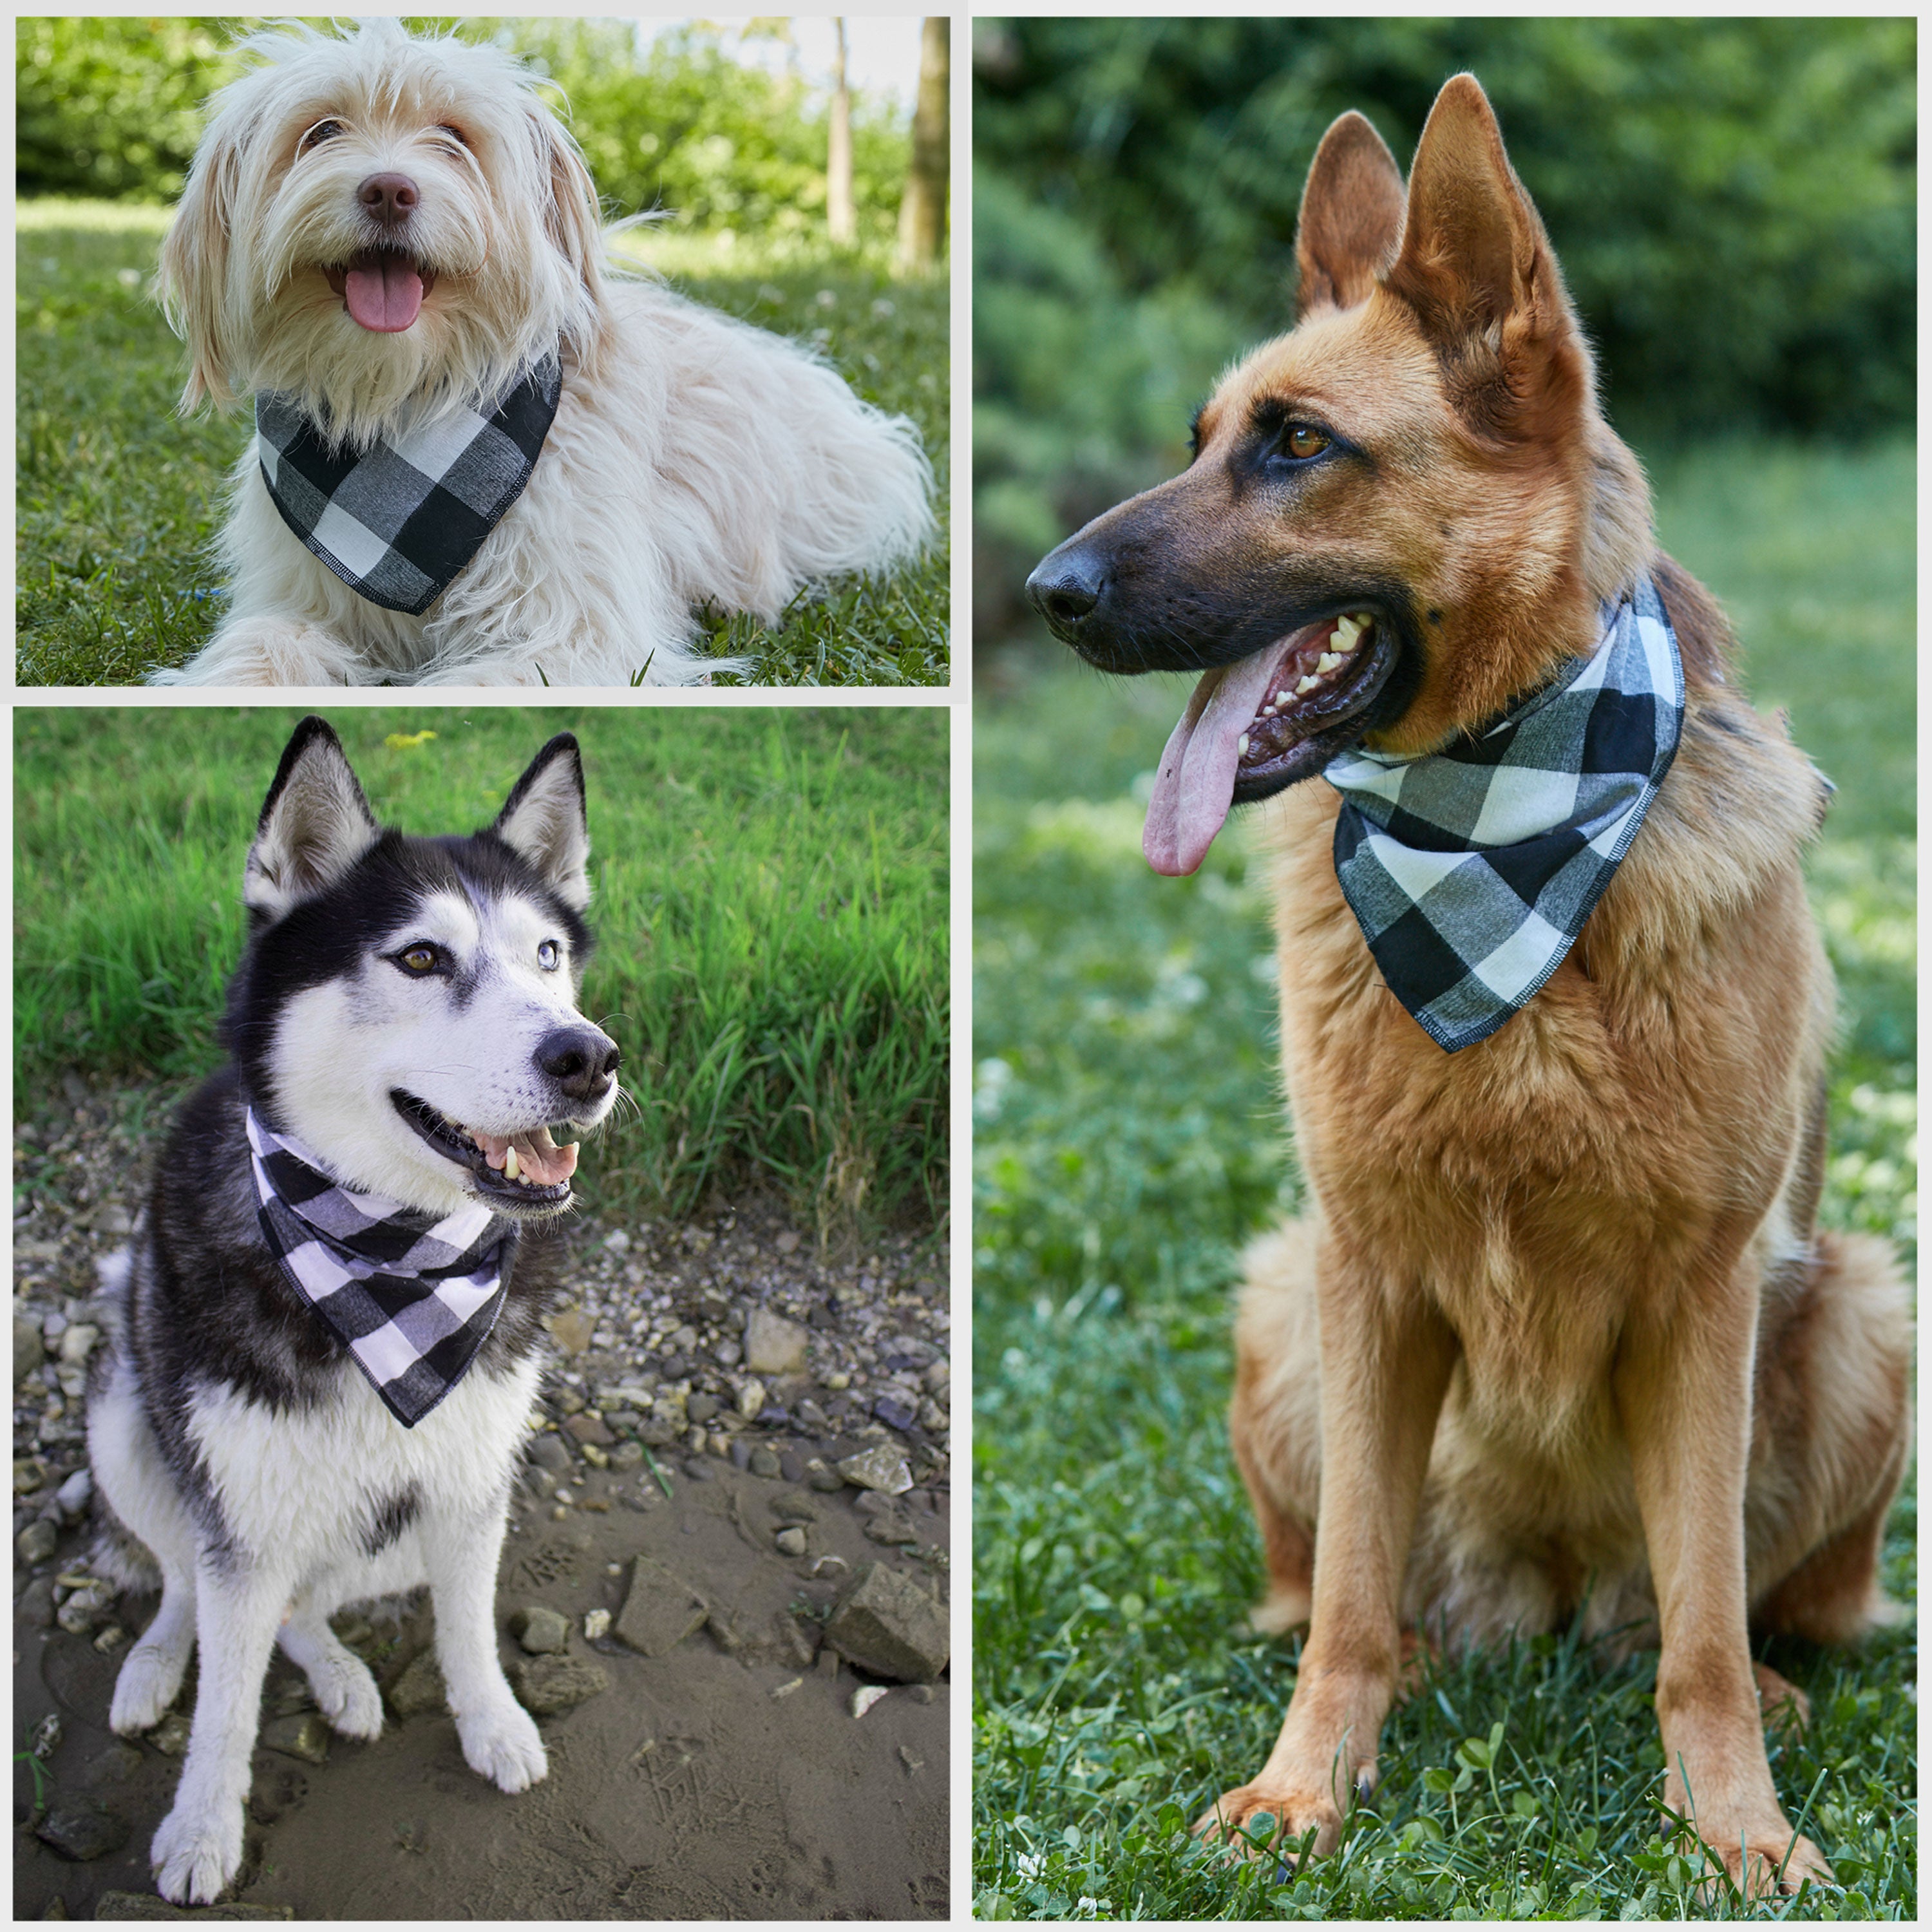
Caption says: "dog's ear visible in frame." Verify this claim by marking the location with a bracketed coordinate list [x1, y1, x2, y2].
[158, 109, 247, 412]
[528, 102, 609, 346]
[1381, 73, 1586, 435]
[245, 718, 381, 925]
[1294, 111, 1405, 319]
[493, 734, 591, 911]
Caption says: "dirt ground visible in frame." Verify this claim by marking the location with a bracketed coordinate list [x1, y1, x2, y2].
[14, 1076, 951, 1920]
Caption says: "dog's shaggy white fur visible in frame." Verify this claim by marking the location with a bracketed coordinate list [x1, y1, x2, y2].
[152, 21, 934, 687]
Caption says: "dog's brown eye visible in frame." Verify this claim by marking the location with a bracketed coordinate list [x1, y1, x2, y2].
[437, 124, 469, 148]
[1285, 424, 1331, 460]
[301, 119, 345, 151]
[397, 945, 439, 976]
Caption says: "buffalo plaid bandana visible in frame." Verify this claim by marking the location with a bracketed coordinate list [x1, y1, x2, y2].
[243, 1107, 517, 1426]
[254, 354, 562, 616]
[1323, 575, 1683, 1053]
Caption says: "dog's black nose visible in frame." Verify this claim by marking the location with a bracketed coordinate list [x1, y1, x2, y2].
[535, 1025, 621, 1104]
[357, 172, 419, 228]
[1026, 547, 1108, 641]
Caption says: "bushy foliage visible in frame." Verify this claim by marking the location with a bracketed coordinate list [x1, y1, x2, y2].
[974, 16, 1915, 628]
[16, 17, 913, 247]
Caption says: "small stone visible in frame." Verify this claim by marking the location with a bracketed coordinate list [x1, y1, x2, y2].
[682, 1457, 714, 1481]
[923, 1361, 951, 1395]
[737, 1378, 766, 1421]
[509, 1653, 609, 1716]
[909, 1683, 937, 1705]
[672, 1323, 699, 1353]
[511, 1605, 570, 1654]
[15, 1317, 46, 1382]
[639, 1414, 680, 1448]
[807, 1465, 845, 1493]
[545, 1308, 594, 1356]
[93, 1623, 127, 1653]
[779, 1451, 804, 1482]
[15, 1455, 48, 1494]
[823, 1371, 851, 1391]
[17, 1519, 58, 1564]
[260, 1712, 330, 1764]
[849, 1685, 889, 1719]
[729, 1438, 752, 1472]
[524, 1466, 559, 1502]
[614, 1557, 707, 1656]
[714, 1339, 742, 1368]
[149, 1710, 191, 1756]
[823, 1562, 949, 1683]
[743, 1309, 811, 1376]
[750, 1445, 781, 1479]
[918, 1398, 950, 1432]
[770, 1490, 818, 1524]
[564, 1412, 615, 1447]
[58, 1325, 99, 1368]
[583, 1609, 611, 1642]
[795, 1399, 829, 1431]
[580, 1443, 609, 1470]
[687, 1392, 719, 1425]
[816, 1645, 840, 1678]
[837, 1446, 913, 1495]
[770, 1676, 803, 1700]
[19, 1574, 57, 1629]
[864, 1511, 920, 1548]
[83, 1743, 143, 1790]
[557, 1389, 586, 1416]
[527, 1433, 572, 1472]
[775, 1527, 808, 1557]
[35, 1803, 131, 1861]
[43, 1897, 68, 1920]
[54, 1469, 93, 1521]
[608, 1441, 644, 1472]
[872, 1396, 918, 1432]
[602, 1229, 631, 1254]
[775, 1230, 800, 1255]
[386, 1649, 448, 1718]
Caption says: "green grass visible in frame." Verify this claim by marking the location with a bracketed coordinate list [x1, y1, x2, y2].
[972, 437, 1915, 1918]
[15, 706, 949, 1236]
[15, 202, 951, 686]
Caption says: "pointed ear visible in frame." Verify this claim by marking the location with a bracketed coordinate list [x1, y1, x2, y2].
[245, 718, 380, 923]
[1381, 74, 1584, 432]
[493, 734, 591, 911]
[158, 106, 247, 412]
[1294, 111, 1405, 319]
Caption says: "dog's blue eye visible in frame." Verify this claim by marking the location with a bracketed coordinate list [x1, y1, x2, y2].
[537, 940, 560, 971]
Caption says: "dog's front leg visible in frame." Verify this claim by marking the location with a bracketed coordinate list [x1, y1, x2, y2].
[1614, 1256, 1831, 1899]
[422, 1500, 547, 1793]
[1200, 1240, 1456, 1855]
[149, 1553, 288, 1905]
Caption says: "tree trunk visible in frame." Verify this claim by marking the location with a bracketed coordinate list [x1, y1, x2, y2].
[827, 19, 855, 247]
[896, 17, 949, 272]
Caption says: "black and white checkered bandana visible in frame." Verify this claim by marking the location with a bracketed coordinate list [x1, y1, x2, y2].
[1324, 576, 1683, 1053]
[255, 355, 562, 616]
[243, 1107, 517, 1427]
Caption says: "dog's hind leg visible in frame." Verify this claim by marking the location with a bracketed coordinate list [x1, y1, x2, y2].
[422, 1502, 547, 1793]
[149, 1556, 290, 1906]
[278, 1598, 384, 1741]
[1230, 1224, 1325, 1634]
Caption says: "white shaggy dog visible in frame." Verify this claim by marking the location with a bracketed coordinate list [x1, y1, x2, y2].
[151, 20, 934, 687]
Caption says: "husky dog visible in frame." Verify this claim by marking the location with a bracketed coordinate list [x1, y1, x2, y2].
[86, 717, 621, 1904]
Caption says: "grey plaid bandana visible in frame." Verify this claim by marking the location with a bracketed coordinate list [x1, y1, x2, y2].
[1324, 576, 1683, 1052]
[255, 354, 562, 616]
[244, 1107, 517, 1427]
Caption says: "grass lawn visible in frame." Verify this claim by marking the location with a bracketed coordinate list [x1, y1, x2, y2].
[15, 705, 949, 1240]
[14, 202, 951, 687]
[972, 437, 1915, 1918]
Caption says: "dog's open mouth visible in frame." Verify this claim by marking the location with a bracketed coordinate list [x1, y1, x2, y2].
[324, 250, 435, 334]
[391, 1090, 578, 1208]
[1143, 610, 1397, 876]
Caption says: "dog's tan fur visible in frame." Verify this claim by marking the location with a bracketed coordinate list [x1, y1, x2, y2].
[1141, 79, 1907, 1896]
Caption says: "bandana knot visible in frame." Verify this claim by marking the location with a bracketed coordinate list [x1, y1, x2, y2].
[255, 354, 562, 615]
[244, 1107, 517, 1426]
[1324, 574, 1683, 1052]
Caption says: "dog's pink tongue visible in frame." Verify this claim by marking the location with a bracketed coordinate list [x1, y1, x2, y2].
[343, 256, 424, 333]
[1142, 645, 1293, 876]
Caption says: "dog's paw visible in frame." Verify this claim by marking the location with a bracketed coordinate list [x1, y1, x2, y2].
[151, 1796, 244, 1906]
[110, 1642, 189, 1736]
[1194, 1776, 1354, 1862]
[310, 1651, 384, 1741]
[456, 1698, 547, 1793]
[1697, 1825, 1833, 1903]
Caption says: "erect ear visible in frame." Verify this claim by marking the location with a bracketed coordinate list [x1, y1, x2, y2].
[245, 717, 380, 924]
[157, 101, 248, 412]
[1380, 73, 1584, 433]
[1294, 110, 1405, 319]
[493, 734, 590, 911]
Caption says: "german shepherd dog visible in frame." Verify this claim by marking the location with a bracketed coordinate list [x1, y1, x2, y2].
[1026, 76, 1907, 1896]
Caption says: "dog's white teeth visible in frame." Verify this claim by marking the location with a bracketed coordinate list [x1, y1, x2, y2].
[1237, 734, 1251, 756]
[1274, 690, 1291, 706]
[503, 1145, 519, 1181]
[1296, 674, 1320, 696]
[1262, 705, 1276, 717]
[1316, 652, 1342, 675]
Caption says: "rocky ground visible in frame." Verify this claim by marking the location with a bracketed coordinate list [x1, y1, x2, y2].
[14, 1077, 950, 1920]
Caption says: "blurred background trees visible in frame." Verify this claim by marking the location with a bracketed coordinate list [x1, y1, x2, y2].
[15, 15, 927, 258]
[974, 15, 1915, 641]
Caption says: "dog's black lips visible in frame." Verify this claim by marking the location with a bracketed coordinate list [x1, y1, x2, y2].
[390, 1089, 572, 1213]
